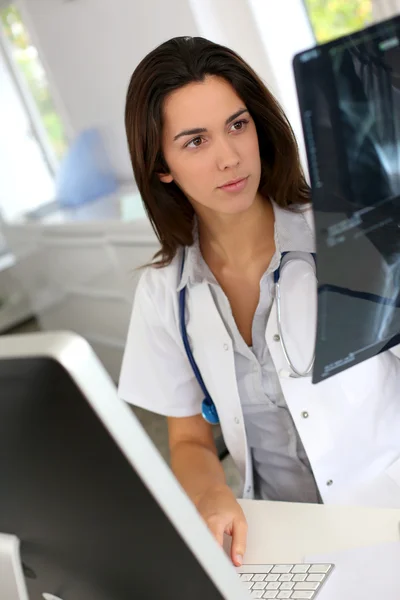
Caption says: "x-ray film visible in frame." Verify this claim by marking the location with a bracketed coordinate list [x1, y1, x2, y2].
[294, 15, 400, 383]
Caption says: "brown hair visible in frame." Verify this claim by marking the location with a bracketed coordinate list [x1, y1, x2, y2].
[125, 36, 310, 267]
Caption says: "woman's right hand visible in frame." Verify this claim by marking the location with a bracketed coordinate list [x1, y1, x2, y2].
[196, 484, 248, 566]
[167, 416, 247, 566]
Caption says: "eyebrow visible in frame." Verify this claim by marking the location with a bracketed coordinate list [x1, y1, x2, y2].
[173, 108, 249, 141]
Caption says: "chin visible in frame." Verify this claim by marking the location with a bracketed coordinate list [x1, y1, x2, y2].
[220, 193, 257, 215]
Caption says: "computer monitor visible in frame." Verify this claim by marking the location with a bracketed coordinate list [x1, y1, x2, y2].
[0, 331, 245, 600]
[293, 14, 400, 383]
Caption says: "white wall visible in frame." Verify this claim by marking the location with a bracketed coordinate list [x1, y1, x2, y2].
[189, 0, 279, 95]
[17, 0, 200, 181]
[372, 0, 400, 20]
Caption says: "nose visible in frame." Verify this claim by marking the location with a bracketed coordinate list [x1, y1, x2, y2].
[215, 136, 240, 171]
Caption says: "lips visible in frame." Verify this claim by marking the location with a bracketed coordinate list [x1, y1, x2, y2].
[219, 176, 249, 192]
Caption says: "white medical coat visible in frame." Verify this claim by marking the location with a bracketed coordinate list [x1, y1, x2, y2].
[118, 206, 400, 506]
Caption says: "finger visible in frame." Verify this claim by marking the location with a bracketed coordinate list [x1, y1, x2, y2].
[231, 517, 248, 566]
[207, 518, 226, 547]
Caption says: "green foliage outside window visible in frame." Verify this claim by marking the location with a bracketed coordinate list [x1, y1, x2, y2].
[304, 0, 374, 43]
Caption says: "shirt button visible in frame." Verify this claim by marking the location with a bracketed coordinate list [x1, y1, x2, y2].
[326, 479, 333, 487]
[301, 411, 309, 419]
[234, 417, 240, 425]
[273, 334, 280, 342]
[223, 343, 229, 351]
[246, 486, 252, 493]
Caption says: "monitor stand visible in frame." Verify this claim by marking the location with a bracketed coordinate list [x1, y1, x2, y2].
[0, 533, 29, 600]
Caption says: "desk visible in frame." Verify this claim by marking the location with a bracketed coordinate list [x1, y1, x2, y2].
[238, 500, 400, 563]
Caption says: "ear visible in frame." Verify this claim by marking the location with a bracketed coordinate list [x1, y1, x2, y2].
[158, 172, 173, 184]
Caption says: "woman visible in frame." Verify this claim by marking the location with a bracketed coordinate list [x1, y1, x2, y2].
[119, 36, 400, 565]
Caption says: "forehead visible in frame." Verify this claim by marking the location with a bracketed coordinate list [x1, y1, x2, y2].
[162, 76, 244, 133]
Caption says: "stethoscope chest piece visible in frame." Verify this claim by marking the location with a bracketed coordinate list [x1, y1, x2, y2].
[201, 397, 220, 425]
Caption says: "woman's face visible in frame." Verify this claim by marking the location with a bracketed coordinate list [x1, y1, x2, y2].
[160, 76, 262, 217]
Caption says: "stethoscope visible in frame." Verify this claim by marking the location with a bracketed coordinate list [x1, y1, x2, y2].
[179, 250, 317, 425]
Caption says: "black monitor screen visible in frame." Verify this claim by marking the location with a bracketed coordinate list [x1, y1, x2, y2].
[294, 15, 400, 383]
[0, 356, 224, 600]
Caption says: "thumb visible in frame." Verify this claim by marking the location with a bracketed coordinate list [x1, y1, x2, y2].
[231, 517, 248, 567]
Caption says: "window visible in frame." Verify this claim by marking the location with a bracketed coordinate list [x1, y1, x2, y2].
[0, 4, 67, 223]
[303, 0, 374, 43]
[0, 4, 67, 161]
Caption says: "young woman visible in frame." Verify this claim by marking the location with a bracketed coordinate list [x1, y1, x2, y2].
[118, 36, 400, 565]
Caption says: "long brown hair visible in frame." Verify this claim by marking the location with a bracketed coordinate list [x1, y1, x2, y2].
[125, 36, 310, 267]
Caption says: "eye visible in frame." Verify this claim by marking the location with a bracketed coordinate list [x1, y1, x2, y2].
[230, 119, 249, 132]
[185, 136, 204, 149]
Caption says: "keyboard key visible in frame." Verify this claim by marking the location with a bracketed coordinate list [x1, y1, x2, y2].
[253, 582, 267, 590]
[251, 591, 264, 598]
[266, 582, 280, 590]
[240, 574, 253, 581]
[279, 574, 293, 582]
[293, 574, 307, 582]
[253, 574, 267, 582]
[265, 574, 280, 582]
[238, 565, 273, 574]
[292, 592, 315, 599]
[306, 574, 325, 583]
[242, 581, 254, 589]
[309, 564, 331, 574]
[295, 582, 320, 591]
[263, 592, 278, 599]
[277, 593, 292, 599]
[272, 565, 294, 574]
[292, 565, 311, 574]
[279, 582, 294, 591]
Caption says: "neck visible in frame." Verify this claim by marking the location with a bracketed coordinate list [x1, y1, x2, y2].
[197, 195, 275, 270]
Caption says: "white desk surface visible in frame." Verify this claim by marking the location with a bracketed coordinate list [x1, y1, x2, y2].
[238, 499, 400, 564]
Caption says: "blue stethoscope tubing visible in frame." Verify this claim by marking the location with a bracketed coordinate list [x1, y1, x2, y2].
[179, 272, 219, 425]
[179, 251, 317, 425]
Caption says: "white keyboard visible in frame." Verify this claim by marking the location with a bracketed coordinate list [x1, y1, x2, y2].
[237, 563, 334, 599]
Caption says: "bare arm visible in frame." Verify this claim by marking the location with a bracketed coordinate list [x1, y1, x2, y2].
[168, 414, 247, 565]
[168, 414, 226, 503]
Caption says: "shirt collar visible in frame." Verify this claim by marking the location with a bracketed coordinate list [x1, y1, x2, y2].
[273, 200, 315, 254]
[177, 219, 215, 291]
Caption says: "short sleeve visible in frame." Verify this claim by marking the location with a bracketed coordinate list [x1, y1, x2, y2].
[118, 270, 203, 417]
